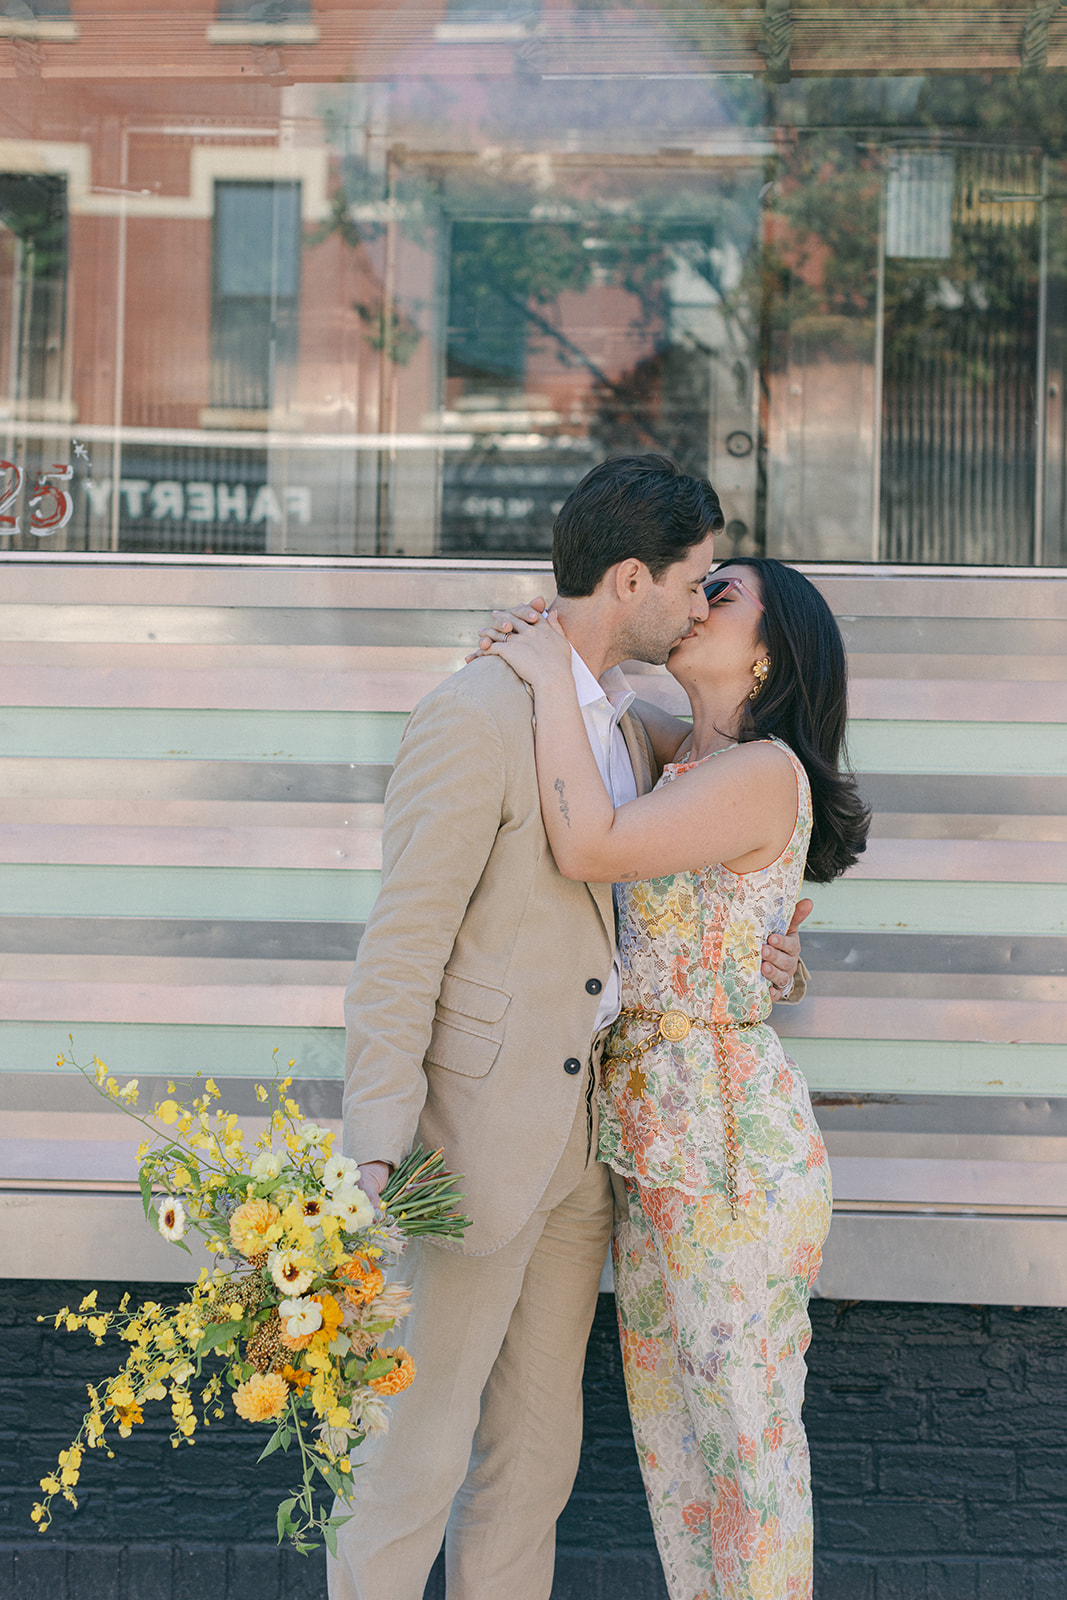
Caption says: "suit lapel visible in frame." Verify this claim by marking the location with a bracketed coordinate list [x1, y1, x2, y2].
[620, 707, 654, 797]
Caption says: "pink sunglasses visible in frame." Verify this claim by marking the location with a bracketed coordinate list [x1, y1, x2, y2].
[703, 575, 765, 613]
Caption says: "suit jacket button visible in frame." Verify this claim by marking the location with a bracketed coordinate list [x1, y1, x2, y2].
[585, 978, 602, 995]
[564, 1058, 582, 1075]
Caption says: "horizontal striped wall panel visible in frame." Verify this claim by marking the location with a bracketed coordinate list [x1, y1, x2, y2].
[0, 865, 380, 922]
[0, 559, 1063, 1118]
[0, 708, 409, 763]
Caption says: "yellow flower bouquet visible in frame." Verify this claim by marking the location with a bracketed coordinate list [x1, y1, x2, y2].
[32, 1051, 469, 1554]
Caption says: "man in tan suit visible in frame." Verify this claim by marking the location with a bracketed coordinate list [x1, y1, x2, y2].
[331, 455, 804, 1600]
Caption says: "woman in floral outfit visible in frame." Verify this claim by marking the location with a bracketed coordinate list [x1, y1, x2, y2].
[488, 557, 869, 1600]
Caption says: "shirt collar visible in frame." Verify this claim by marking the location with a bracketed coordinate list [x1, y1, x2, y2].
[569, 647, 635, 718]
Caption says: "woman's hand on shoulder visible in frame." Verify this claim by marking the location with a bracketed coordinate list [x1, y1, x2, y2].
[465, 596, 547, 663]
[484, 607, 573, 688]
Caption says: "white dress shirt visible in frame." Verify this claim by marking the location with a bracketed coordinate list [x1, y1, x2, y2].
[569, 648, 637, 1031]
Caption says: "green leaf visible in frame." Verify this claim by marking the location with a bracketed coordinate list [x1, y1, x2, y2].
[275, 1496, 297, 1543]
[323, 1523, 339, 1560]
[257, 1428, 285, 1462]
[195, 1319, 245, 1356]
[138, 1167, 154, 1221]
[360, 1357, 395, 1381]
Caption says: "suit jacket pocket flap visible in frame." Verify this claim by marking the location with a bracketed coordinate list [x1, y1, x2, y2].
[438, 971, 511, 1024]
[424, 1017, 501, 1078]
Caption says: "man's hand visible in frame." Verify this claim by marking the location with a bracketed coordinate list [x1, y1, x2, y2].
[359, 1160, 392, 1213]
[761, 898, 812, 998]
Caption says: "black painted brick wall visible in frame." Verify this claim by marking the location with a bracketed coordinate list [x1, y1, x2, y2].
[3, 1281, 1067, 1598]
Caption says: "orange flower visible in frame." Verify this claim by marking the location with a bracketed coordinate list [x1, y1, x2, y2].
[681, 1500, 712, 1532]
[369, 1346, 416, 1396]
[710, 1475, 760, 1567]
[229, 1198, 281, 1257]
[280, 1364, 311, 1392]
[233, 1372, 289, 1422]
[763, 1414, 785, 1451]
[622, 1332, 663, 1375]
[339, 1255, 385, 1308]
[279, 1291, 344, 1351]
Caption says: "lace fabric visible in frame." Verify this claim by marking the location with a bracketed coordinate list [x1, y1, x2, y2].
[597, 737, 827, 1200]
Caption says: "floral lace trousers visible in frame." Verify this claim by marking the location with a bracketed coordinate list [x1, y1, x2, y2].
[612, 1164, 832, 1600]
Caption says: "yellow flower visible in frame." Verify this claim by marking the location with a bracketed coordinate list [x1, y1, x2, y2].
[154, 1099, 181, 1125]
[233, 1372, 289, 1422]
[229, 1198, 281, 1256]
[79, 1292, 98, 1312]
[116, 1402, 144, 1437]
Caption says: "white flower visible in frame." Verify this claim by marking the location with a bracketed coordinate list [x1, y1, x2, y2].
[350, 1387, 391, 1437]
[250, 1151, 283, 1180]
[322, 1154, 360, 1194]
[325, 1184, 374, 1232]
[268, 1247, 314, 1297]
[278, 1295, 323, 1339]
[293, 1120, 330, 1150]
[318, 1423, 352, 1456]
[118, 1078, 139, 1103]
[296, 1193, 327, 1231]
[157, 1197, 187, 1242]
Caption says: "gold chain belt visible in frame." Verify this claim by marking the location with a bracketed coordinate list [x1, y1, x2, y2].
[604, 1006, 767, 1220]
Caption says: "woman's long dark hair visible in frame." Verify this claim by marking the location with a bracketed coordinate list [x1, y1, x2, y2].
[714, 557, 870, 883]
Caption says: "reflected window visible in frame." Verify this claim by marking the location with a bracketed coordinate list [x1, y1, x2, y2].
[1, 2, 71, 16]
[216, 1, 311, 18]
[0, 173, 68, 421]
[210, 181, 301, 421]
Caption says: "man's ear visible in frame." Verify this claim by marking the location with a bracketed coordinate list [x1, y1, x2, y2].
[613, 558, 646, 601]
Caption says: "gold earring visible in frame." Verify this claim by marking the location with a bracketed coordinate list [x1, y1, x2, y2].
[750, 656, 771, 700]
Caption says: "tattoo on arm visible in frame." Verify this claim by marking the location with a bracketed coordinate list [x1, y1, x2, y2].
[553, 777, 571, 828]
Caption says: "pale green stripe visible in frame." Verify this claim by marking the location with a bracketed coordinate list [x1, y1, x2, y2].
[4, 708, 1063, 774]
[7, 1028, 1063, 1099]
[0, 707, 407, 763]
[808, 879, 1067, 937]
[848, 720, 1067, 775]
[789, 1037, 1067, 1098]
[0, 1022, 344, 1080]
[0, 864, 381, 922]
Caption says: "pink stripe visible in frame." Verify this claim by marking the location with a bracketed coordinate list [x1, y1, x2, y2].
[0, 824, 382, 870]
[0, 982, 344, 1027]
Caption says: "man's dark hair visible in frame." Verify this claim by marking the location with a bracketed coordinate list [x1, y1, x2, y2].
[552, 454, 724, 598]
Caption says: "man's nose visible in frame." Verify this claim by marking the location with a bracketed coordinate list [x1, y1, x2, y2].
[692, 588, 710, 620]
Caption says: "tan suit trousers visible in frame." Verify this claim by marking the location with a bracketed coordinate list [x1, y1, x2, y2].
[327, 1043, 613, 1600]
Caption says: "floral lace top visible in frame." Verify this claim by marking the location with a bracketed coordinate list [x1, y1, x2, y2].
[597, 736, 827, 1200]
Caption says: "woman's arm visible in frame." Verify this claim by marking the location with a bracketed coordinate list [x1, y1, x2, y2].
[628, 696, 691, 770]
[489, 616, 798, 883]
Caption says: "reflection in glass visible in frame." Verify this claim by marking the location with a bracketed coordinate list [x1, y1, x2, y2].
[2, 17, 1067, 565]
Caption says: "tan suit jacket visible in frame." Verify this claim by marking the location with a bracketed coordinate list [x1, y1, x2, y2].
[342, 653, 654, 1256]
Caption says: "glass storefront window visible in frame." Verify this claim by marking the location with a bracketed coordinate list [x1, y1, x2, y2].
[3, 6, 1067, 563]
